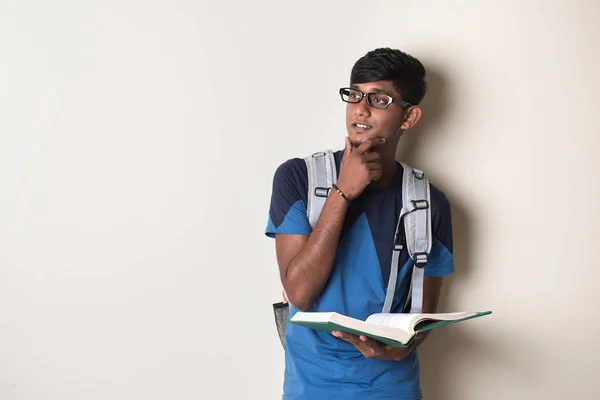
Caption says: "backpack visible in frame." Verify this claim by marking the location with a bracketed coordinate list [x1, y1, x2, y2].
[273, 150, 432, 349]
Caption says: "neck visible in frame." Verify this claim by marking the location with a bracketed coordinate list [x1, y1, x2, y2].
[369, 147, 398, 188]
[369, 131, 402, 187]
[369, 132, 401, 188]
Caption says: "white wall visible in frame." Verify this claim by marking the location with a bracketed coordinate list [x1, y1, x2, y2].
[1, 1, 599, 399]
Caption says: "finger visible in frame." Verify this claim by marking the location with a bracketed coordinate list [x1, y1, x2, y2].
[356, 336, 383, 358]
[356, 137, 386, 154]
[332, 330, 351, 341]
[335, 332, 381, 358]
[332, 331, 361, 346]
[344, 137, 352, 155]
[359, 335, 385, 350]
[369, 170, 383, 181]
[362, 152, 381, 163]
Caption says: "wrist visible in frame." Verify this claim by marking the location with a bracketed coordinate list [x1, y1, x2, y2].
[413, 333, 427, 347]
[331, 183, 352, 204]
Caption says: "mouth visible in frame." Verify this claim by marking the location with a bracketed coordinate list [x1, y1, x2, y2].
[352, 122, 373, 132]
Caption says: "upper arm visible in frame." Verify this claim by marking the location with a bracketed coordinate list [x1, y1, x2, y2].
[424, 187, 455, 278]
[265, 158, 310, 238]
[421, 187, 454, 313]
[265, 159, 311, 278]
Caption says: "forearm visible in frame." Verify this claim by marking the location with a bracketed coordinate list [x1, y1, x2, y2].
[283, 193, 348, 310]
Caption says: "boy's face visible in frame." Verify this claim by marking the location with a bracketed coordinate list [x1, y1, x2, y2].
[345, 80, 416, 149]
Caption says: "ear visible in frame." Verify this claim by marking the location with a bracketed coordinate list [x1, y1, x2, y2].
[400, 106, 423, 130]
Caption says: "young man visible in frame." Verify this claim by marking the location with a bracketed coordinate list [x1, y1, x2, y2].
[265, 48, 455, 400]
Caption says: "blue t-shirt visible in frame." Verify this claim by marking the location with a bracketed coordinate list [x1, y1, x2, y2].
[265, 150, 455, 400]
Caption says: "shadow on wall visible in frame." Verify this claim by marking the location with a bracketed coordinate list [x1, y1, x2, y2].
[396, 63, 482, 399]
[396, 62, 476, 297]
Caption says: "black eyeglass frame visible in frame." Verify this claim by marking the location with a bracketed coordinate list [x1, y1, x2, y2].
[339, 87, 412, 109]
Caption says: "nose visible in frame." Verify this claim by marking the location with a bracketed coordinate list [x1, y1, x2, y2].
[353, 97, 371, 118]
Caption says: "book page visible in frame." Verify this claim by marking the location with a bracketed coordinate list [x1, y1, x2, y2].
[365, 313, 417, 333]
[291, 312, 336, 323]
[365, 311, 473, 334]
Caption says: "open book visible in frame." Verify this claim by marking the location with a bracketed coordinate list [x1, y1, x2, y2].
[289, 310, 491, 348]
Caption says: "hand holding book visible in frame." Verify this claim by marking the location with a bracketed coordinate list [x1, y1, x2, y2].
[332, 330, 423, 361]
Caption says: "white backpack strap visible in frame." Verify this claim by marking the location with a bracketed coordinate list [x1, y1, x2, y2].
[382, 216, 405, 313]
[400, 162, 432, 314]
[304, 150, 337, 229]
[382, 163, 432, 314]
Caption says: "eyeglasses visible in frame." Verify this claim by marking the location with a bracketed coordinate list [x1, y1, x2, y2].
[339, 87, 412, 109]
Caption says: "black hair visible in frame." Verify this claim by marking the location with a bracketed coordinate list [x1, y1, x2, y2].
[350, 48, 427, 106]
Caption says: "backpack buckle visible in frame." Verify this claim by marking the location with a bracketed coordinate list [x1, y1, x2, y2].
[413, 252, 428, 268]
[394, 229, 405, 249]
[314, 187, 331, 197]
[413, 169, 425, 179]
[411, 199, 429, 210]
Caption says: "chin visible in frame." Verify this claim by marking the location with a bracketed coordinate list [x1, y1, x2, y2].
[348, 134, 385, 149]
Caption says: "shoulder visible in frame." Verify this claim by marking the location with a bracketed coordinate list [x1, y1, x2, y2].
[271, 149, 342, 192]
[271, 157, 308, 194]
[427, 179, 453, 252]
[398, 162, 451, 217]
[269, 156, 310, 211]
[429, 181, 451, 216]
[270, 149, 343, 202]
[266, 156, 312, 237]
[399, 162, 452, 238]
[273, 157, 307, 181]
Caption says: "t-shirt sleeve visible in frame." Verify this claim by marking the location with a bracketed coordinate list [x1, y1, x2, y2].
[424, 187, 455, 277]
[265, 158, 311, 238]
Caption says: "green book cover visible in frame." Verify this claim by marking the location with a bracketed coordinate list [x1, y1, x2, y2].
[288, 311, 492, 348]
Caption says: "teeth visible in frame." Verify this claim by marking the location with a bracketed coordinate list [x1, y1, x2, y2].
[356, 124, 370, 129]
